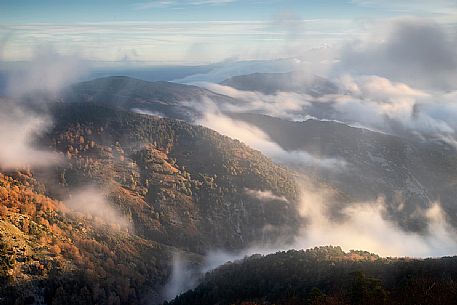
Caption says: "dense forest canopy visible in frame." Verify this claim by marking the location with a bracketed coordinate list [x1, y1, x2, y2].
[167, 247, 457, 305]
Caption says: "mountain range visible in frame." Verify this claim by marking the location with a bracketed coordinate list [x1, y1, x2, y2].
[61, 76, 457, 233]
[1, 73, 457, 304]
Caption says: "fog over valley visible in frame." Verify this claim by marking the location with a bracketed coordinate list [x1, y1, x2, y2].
[1, 1, 457, 304]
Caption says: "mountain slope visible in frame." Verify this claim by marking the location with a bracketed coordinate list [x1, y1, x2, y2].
[229, 112, 457, 232]
[0, 103, 300, 304]
[44, 103, 300, 251]
[0, 102, 302, 304]
[0, 171, 173, 305]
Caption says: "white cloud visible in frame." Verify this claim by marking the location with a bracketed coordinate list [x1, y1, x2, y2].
[174, 58, 303, 83]
[0, 18, 351, 64]
[210, 71, 457, 141]
[131, 108, 166, 118]
[65, 187, 132, 230]
[202, 82, 312, 119]
[322, 75, 457, 137]
[196, 107, 347, 170]
[5, 46, 88, 97]
[334, 18, 457, 90]
[293, 184, 457, 258]
[244, 188, 289, 203]
[0, 46, 88, 169]
[0, 105, 62, 170]
[133, 0, 237, 10]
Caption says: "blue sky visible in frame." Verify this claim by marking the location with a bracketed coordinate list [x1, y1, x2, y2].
[0, 1, 399, 23]
[1, 0, 456, 64]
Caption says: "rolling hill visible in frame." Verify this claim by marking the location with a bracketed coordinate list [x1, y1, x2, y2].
[63, 76, 238, 121]
[167, 246, 457, 305]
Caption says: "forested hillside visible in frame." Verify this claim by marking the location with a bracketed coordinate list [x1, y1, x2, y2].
[0, 102, 301, 304]
[46, 103, 300, 250]
[0, 172, 171, 305]
[168, 246, 457, 305]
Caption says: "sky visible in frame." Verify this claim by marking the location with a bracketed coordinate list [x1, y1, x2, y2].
[0, 0, 456, 64]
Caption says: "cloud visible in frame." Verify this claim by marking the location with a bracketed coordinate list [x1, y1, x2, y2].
[173, 18, 457, 142]
[161, 252, 200, 301]
[334, 18, 457, 90]
[202, 82, 312, 119]
[198, 74, 433, 137]
[65, 186, 132, 230]
[174, 58, 302, 83]
[0, 17, 350, 65]
[209, 71, 457, 142]
[326, 75, 426, 127]
[0, 21, 294, 64]
[0, 104, 62, 170]
[131, 108, 166, 118]
[0, 46, 90, 170]
[351, 0, 457, 17]
[134, 0, 236, 10]
[196, 107, 347, 170]
[293, 183, 457, 258]
[5, 46, 88, 98]
[244, 188, 289, 203]
[317, 75, 457, 138]
[204, 181, 457, 265]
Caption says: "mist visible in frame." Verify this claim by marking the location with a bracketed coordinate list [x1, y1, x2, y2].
[162, 177, 457, 303]
[211, 179, 457, 259]
[114, 17, 457, 302]
[161, 252, 200, 301]
[0, 104, 62, 170]
[164, 177, 457, 300]
[197, 108, 347, 170]
[191, 98, 457, 258]
[0, 45, 90, 170]
[245, 188, 289, 203]
[187, 18, 457, 145]
[65, 186, 132, 231]
[3, 47, 88, 99]
[293, 182, 457, 258]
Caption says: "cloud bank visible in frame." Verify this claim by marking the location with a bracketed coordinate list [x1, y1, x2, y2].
[196, 108, 347, 170]
[294, 182, 457, 258]
[5, 47, 88, 98]
[335, 18, 457, 90]
[0, 104, 62, 170]
[0, 46, 90, 170]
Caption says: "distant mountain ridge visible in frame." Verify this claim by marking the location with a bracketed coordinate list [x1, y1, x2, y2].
[63, 76, 238, 121]
[221, 71, 339, 96]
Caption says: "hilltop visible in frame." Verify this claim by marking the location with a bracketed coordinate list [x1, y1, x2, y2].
[168, 246, 457, 305]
